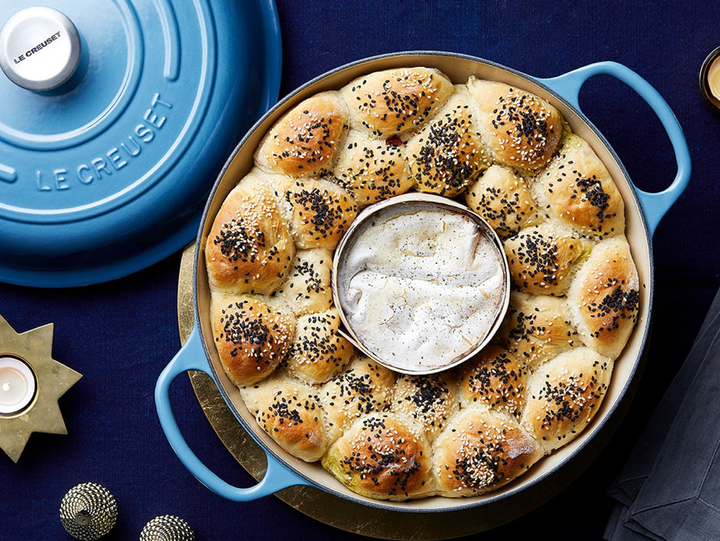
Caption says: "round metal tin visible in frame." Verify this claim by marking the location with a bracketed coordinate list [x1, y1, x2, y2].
[0, 0, 282, 287]
[331, 193, 511, 375]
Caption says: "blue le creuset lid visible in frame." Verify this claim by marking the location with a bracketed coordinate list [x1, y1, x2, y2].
[0, 0, 282, 287]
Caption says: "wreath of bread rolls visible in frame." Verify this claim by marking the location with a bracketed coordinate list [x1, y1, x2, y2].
[205, 66, 640, 500]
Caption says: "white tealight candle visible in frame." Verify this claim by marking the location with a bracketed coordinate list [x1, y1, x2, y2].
[0, 356, 36, 415]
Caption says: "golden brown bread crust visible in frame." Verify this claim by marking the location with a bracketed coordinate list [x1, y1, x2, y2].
[467, 78, 563, 170]
[390, 373, 459, 441]
[567, 237, 640, 359]
[340, 67, 454, 137]
[231, 168, 287, 199]
[272, 249, 333, 316]
[458, 344, 527, 418]
[205, 186, 295, 294]
[521, 348, 611, 453]
[464, 165, 540, 239]
[433, 407, 542, 497]
[532, 133, 625, 237]
[212, 296, 295, 387]
[333, 129, 413, 206]
[502, 292, 579, 369]
[285, 309, 355, 384]
[241, 374, 328, 462]
[320, 357, 396, 443]
[322, 413, 433, 500]
[279, 177, 357, 250]
[255, 92, 348, 177]
[407, 90, 489, 197]
[504, 224, 592, 296]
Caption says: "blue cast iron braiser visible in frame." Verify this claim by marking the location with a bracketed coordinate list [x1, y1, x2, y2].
[155, 52, 691, 516]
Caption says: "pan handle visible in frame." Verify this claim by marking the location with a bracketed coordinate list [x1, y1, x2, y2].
[155, 326, 311, 501]
[537, 61, 691, 237]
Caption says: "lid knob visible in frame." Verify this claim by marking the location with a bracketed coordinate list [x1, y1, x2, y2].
[0, 7, 81, 91]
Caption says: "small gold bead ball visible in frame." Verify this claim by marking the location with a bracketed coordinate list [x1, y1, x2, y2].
[59, 482, 118, 541]
[139, 515, 195, 541]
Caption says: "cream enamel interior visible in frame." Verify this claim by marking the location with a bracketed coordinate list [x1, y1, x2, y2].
[194, 54, 652, 512]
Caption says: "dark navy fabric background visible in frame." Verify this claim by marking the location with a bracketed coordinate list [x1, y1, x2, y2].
[1, 1, 719, 539]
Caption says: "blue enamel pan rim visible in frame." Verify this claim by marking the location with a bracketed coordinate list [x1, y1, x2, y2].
[0, 0, 283, 289]
[158, 51, 690, 514]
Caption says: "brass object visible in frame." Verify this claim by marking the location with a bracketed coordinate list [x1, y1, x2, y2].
[179, 244, 514, 540]
[59, 482, 118, 540]
[0, 315, 82, 462]
[140, 515, 195, 541]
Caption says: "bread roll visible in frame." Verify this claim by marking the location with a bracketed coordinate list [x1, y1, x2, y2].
[320, 357, 396, 443]
[333, 129, 413, 206]
[285, 309, 355, 384]
[503, 292, 578, 369]
[280, 177, 357, 250]
[458, 344, 527, 418]
[407, 89, 489, 197]
[464, 165, 540, 239]
[504, 223, 592, 296]
[532, 133, 625, 238]
[241, 374, 328, 462]
[390, 373, 459, 442]
[467, 78, 563, 170]
[232, 168, 287, 200]
[322, 413, 433, 500]
[273, 249, 333, 316]
[433, 407, 542, 497]
[211, 295, 295, 386]
[340, 67, 454, 137]
[255, 92, 348, 176]
[567, 237, 640, 359]
[521, 348, 611, 453]
[205, 186, 295, 294]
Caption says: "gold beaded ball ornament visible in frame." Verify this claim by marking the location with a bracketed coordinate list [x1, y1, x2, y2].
[59, 482, 118, 541]
[139, 515, 195, 541]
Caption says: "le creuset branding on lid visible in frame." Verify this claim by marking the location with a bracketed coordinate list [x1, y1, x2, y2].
[0, 0, 281, 288]
[0, 7, 81, 91]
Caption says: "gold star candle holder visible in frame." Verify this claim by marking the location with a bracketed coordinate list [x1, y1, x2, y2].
[0, 315, 82, 462]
